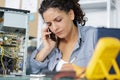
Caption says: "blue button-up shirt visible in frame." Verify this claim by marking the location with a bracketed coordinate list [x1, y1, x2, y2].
[30, 24, 97, 74]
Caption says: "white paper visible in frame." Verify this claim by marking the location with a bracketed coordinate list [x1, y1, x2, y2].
[21, 0, 38, 13]
[5, 0, 20, 9]
[30, 74, 45, 80]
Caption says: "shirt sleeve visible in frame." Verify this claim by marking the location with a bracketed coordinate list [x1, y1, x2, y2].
[30, 44, 49, 74]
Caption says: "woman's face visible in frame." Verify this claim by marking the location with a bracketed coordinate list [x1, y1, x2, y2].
[43, 8, 75, 38]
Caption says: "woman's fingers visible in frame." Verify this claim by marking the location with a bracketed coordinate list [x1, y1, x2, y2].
[61, 63, 74, 71]
[42, 27, 51, 40]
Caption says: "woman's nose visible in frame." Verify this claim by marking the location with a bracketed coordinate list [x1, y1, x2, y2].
[52, 23, 58, 31]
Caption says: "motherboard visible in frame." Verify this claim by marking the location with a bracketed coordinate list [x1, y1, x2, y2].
[0, 27, 26, 75]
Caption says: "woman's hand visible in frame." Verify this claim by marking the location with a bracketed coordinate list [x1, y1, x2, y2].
[35, 26, 57, 62]
[60, 63, 74, 71]
[42, 26, 57, 54]
[72, 64, 86, 78]
[60, 63, 86, 78]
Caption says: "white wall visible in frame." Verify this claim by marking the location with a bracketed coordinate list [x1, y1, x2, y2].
[83, 0, 120, 28]
[84, 10, 107, 27]
[117, 0, 120, 28]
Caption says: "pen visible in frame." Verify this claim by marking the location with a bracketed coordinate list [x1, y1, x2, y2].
[70, 56, 77, 63]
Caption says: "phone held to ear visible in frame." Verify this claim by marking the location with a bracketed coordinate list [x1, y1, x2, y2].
[48, 29, 57, 42]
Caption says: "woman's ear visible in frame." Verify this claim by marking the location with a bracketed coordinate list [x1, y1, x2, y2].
[68, 9, 75, 20]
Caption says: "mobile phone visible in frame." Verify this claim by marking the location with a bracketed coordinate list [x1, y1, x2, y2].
[48, 29, 57, 41]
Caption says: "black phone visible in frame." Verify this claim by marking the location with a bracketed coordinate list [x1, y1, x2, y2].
[48, 29, 57, 41]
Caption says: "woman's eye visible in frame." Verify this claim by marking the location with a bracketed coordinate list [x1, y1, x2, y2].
[56, 19, 62, 22]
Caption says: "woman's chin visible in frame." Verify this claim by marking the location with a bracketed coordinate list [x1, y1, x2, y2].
[57, 35, 65, 39]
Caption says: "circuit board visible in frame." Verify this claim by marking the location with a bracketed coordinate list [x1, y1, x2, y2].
[0, 27, 26, 75]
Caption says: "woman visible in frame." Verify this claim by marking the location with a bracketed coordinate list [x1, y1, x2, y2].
[30, 0, 96, 77]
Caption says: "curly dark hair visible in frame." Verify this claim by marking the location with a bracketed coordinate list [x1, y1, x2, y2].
[39, 0, 87, 26]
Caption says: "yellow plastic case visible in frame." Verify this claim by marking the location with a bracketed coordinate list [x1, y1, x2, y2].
[86, 37, 120, 79]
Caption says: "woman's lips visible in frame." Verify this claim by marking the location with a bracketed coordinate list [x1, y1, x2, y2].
[56, 31, 62, 35]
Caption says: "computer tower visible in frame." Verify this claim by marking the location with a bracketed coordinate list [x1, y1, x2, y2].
[0, 7, 30, 75]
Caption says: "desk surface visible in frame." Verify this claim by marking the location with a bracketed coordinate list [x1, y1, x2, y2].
[0, 75, 86, 80]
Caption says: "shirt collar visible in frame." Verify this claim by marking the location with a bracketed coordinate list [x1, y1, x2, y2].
[77, 22, 82, 45]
